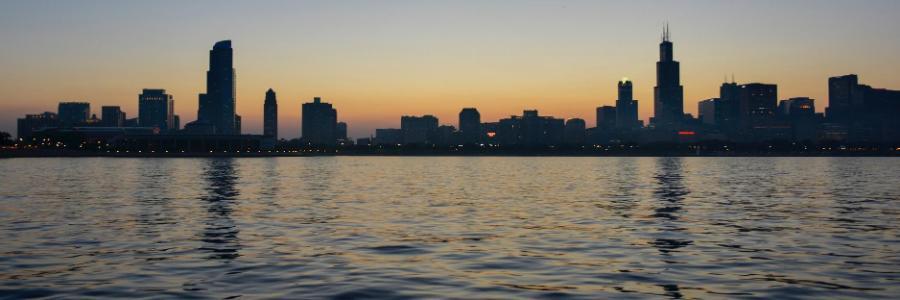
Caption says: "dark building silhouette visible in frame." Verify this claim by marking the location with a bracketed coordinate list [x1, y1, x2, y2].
[301, 97, 337, 146]
[652, 25, 684, 131]
[401, 115, 439, 145]
[435, 125, 457, 146]
[459, 108, 481, 144]
[375, 128, 402, 145]
[697, 98, 718, 126]
[615, 79, 640, 130]
[197, 40, 237, 135]
[826, 74, 856, 124]
[596, 105, 617, 131]
[738, 83, 777, 130]
[263, 89, 278, 138]
[138, 89, 174, 132]
[17, 112, 59, 141]
[497, 110, 564, 146]
[564, 118, 586, 146]
[101, 106, 125, 127]
[173, 115, 180, 131]
[336, 122, 348, 142]
[717, 81, 741, 134]
[778, 97, 817, 141]
[58, 102, 90, 127]
[826, 74, 900, 142]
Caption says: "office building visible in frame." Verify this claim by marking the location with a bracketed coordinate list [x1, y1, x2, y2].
[596, 106, 617, 131]
[197, 40, 237, 134]
[101, 106, 125, 127]
[652, 25, 684, 130]
[401, 115, 439, 145]
[58, 102, 90, 127]
[301, 97, 337, 146]
[564, 118, 586, 146]
[615, 79, 640, 130]
[17, 112, 59, 141]
[138, 89, 174, 131]
[263, 89, 278, 138]
[459, 108, 481, 144]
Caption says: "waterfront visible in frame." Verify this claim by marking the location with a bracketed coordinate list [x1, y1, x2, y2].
[0, 157, 898, 298]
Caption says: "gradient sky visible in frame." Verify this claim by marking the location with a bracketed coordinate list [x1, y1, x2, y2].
[2, 0, 899, 139]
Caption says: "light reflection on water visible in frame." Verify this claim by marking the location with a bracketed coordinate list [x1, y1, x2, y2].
[0, 157, 898, 298]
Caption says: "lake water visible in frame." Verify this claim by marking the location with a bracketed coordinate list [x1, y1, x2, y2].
[0, 157, 898, 299]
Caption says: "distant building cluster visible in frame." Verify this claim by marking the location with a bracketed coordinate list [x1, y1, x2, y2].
[12, 27, 900, 153]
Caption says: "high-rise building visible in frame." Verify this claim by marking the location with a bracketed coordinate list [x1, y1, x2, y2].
[698, 98, 719, 126]
[615, 79, 639, 130]
[139, 89, 174, 131]
[652, 25, 684, 130]
[336, 122, 348, 141]
[596, 106, 617, 131]
[263, 89, 278, 138]
[738, 83, 778, 130]
[401, 115, 439, 145]
[17, 112, 59, 141]
[779, 97, 817, 141]
[197, 40, 237, 134]
[173, 115, 180, 131]
[826, 74, 900, 142]
[827, 74, 857, 124]
[459, 108, 481, 144]
[564, 118, 586, 146]
[301, 97, 337, 146]
[718, 81, 741, 133]
[101, 106, 125, 127]
[58, 102, 90, 127]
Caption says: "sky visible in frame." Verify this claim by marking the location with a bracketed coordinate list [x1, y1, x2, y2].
[1, 0, 899, 139]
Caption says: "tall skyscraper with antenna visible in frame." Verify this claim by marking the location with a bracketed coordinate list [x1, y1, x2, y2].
[652, 25, 684, 131]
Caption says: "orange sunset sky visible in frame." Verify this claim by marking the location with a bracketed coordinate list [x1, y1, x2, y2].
[2, 0, 899, 139]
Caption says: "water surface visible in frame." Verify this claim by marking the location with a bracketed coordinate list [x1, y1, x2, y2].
[0, 157, 898, 298]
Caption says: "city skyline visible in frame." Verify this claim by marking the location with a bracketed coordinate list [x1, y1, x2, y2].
[2, 1, 900, 139]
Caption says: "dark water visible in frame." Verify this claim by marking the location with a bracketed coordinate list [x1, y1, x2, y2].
[0, 157, 898, 299]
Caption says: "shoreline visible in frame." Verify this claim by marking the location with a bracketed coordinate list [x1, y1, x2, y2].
[2, 150, 898, 158]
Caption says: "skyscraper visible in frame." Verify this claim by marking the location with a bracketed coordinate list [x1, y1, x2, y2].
[698, 98, 719, 126]
[738, 83, 778, 130]
[301, 97, 337, 146]
[596, 105, 616, 131]
[718, 81, 741, 134]
[615, 79, 639, 130]
[198, 40, 237, 135]
[101, 106, 125, 127]
[139, 89, 174, 131]
[58, 102, 90, 127]
[827, 74, 857, 124]
[652, 25, 684, 130]
[401, 115, 439, 145]
[263, 89, 278, 138]
[459, 108, 481, 144]
[336, 122, 348, 141]
[564, 118, 586, 146]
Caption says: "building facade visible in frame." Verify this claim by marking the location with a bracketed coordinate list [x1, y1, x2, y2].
[301, 97, 337, 146]
[138, 89, 174, 132]
[263, 88, 278, 138]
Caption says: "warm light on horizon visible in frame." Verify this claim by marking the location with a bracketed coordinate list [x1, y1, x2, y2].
[2, 1, 900, 139]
